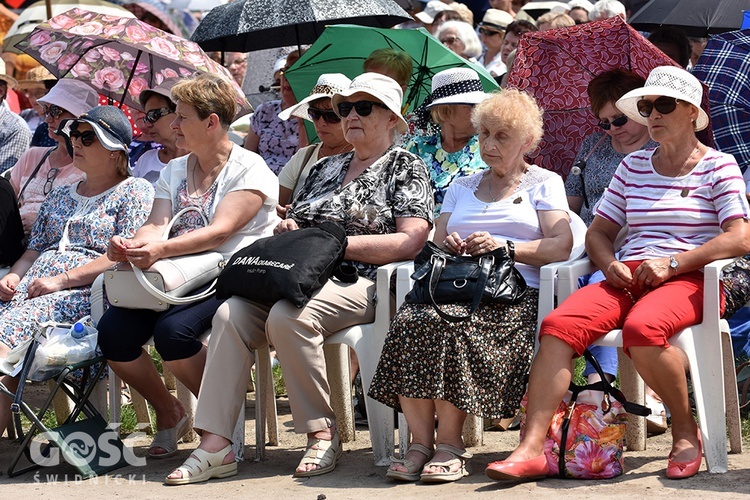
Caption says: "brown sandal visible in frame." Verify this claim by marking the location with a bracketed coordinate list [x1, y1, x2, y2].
[420, 443, 472, 483]
[386, 443, 433, 481]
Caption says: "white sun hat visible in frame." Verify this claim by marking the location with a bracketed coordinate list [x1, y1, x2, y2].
[332, 72, 407, 134]
[616, 65, 708, 131]
[415, 1, 452, 24]
[278, 73, 351, 121]
[427, 67, 489, 108]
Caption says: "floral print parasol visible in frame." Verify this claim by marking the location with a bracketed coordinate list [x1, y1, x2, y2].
[16, 8, 251, 115]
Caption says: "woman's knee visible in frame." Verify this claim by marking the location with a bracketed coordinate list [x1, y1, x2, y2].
[152, 319, 204, 361]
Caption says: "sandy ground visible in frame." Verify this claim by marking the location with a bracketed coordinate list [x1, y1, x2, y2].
[2, 388, 750, 499]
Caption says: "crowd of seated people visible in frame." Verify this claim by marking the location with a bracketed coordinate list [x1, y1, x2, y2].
[2, 0, 750, 489]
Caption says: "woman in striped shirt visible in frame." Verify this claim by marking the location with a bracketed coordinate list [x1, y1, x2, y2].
[487, 66, 750, 481]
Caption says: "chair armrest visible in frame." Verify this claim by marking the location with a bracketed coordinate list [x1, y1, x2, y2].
[702, 258, 738, 325]
[375, 261, 410, 325]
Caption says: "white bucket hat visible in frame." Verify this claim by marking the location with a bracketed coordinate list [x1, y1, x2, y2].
[616, 65, 709, 132]
[332, 73, 408, 134]
[415, 0, 452, 24]
[278, 73, 352, 121]
[427, 67, 488, 108]
[38, 79, 100, 118]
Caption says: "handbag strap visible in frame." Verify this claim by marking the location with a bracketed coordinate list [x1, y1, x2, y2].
[18, 147, 55, 202]
[131, 263, 221, 305]
[131, 206, 220, 305]
[427, 253, 494, 322]
[556, 349, 651, 478]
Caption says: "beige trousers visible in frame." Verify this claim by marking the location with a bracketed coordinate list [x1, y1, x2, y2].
[194, 277, 375, 438]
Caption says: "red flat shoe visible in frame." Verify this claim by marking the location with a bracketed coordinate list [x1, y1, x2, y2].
[666, 431, 703, 479]
[485, 454, 549, 481]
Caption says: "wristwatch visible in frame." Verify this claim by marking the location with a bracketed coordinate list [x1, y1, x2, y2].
[669, 256, 679, 274]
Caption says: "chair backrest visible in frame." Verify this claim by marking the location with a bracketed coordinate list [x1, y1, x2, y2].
[569, 211, 587, 261]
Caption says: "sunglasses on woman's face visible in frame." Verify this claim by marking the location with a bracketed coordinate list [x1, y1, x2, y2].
[308, 107, 341, 124]
[336, 100, 389, 118]
[143, 107, 173, 124]
[598, 114, 628, 130]
[43, 104, 65, 119]
[478, 27, 502, 36]
[637, 96, 680, 118]
[69, 129, 98, 147]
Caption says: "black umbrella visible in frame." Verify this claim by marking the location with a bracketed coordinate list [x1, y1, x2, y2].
[629, 0, 750, 38]
[191, 0, 412, 52]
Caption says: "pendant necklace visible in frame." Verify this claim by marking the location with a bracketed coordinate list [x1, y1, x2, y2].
[484, 173, 518, 213]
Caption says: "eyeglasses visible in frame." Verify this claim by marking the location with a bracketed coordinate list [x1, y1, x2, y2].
[43, 167, 60, 195]
[69, 129, 98, 147]
[43, 104, 65, 119]
[440, 35, 460, 45]
[478, 28, 502, 36]
[225, 58, 247, 67]
[336, 100, 390, 118]
[142, 107, 173, 125]
[637, 96, 680, 118]
[308, 107, 341, 124]
[598, 114, 628, 130]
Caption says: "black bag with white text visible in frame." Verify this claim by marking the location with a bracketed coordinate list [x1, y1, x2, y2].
[215, 221, 350, 308]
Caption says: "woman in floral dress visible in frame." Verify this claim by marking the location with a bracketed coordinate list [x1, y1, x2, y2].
[407, 68, 489, 217]
[0, 105, 154, 437]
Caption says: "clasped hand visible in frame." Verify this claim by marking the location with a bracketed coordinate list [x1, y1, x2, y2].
[604, 258, 672, 289]
[1, 273, 66, 301]
[108, 236, 164, 269]
[443, 231, 505, 257]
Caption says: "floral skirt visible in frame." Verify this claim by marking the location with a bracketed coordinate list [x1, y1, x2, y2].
[368, 288, 538, 419]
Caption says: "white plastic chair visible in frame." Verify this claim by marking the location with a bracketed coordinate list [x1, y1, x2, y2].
[212, 261, 406, 466]
[91, 274, 278, 462]
[555, 257, 743, 473]
[395, 212, 588, 453]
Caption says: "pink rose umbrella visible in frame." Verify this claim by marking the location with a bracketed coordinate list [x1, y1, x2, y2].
[15, 8, 251, 115]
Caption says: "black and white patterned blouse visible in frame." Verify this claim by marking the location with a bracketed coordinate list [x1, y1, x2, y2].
[288, 146, 434, 280]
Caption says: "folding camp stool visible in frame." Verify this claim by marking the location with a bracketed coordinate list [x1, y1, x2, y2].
[1, 325, 129, 478]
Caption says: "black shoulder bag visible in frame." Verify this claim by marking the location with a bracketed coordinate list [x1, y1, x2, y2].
[216, 221, 355, 308]
[404, 240, 527, 322]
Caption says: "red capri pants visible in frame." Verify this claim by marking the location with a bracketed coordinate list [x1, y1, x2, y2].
[540, 260, 725, 356]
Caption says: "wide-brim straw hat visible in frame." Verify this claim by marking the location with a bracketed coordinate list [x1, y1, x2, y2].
[427, 67, 488, 108]
[616, 65, 709, 132]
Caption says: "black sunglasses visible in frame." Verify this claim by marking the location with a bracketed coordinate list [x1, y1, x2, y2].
[478, 27, 502, 36]
[143, 107, 173, 124]
[43, 104, 65, 119]
[637, 96, 680, 118]
[308, 107, 341, 124]
[598, 114, 628, 130]
[337, 100, 389, 118]
[69, 129, 98, 147]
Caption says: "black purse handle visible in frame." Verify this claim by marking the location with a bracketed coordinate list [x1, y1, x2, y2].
[425, 240, 516, 323]
[427, 253, 494, 322]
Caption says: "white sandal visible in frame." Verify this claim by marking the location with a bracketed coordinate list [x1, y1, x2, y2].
[386, 443, 433, 481]
[294, 433, 343, 478]
[420, 443, 472, 483]
[164, 445, 237, 485]
[148, 413, 190, 459]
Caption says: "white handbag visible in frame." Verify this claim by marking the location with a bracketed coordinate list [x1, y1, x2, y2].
[104, 207, 226, 311]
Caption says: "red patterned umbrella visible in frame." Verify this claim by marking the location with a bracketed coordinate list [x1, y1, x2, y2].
[507, 17, 712, 179]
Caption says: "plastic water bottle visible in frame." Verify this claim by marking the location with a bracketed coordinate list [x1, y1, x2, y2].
[71, 322, 92, 339]
[65, 320, 97, 364]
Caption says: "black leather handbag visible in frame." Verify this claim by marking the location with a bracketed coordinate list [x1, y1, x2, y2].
[405, 240, 527, 322]
[216, 221, 354, 308]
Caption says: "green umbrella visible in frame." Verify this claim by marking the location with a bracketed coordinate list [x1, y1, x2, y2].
[284, 24, 499, 117]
